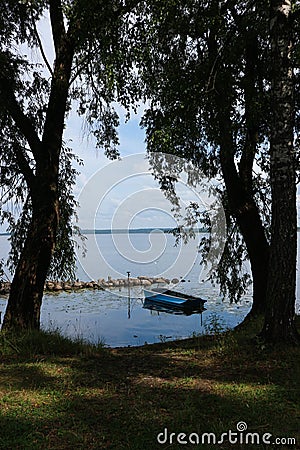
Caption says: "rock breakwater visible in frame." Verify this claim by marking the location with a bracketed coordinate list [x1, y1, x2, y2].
[0, 276, 180, 296]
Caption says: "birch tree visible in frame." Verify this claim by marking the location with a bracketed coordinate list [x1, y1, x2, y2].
[261, 0, 299, 343]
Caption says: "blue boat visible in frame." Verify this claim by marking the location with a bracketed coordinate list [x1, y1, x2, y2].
[143, 287, 206, 311]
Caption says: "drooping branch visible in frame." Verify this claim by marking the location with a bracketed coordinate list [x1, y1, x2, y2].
[69, 46, 100, 87]
[67, 0, 143, 87]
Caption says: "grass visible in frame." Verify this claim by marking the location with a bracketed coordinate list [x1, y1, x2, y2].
[0, 318, 299, 449]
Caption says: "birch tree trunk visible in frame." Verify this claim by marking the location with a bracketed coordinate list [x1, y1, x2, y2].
[261, 0, 299, 343]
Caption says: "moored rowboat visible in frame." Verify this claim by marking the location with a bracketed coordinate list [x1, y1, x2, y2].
[143, 287, 206, 311]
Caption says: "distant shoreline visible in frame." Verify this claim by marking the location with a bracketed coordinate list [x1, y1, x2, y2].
[0, 228, 208, 236]
[81, 228, 208, 235]
[1, 227, 300, 237]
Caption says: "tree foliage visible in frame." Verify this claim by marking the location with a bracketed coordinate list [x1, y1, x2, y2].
[134, 0, 300, 309]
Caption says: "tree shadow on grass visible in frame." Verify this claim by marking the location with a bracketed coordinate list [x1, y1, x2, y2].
[0, 377, 298, 449]
[0, 334, 299, 449]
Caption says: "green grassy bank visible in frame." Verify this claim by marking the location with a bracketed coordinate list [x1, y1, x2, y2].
[0, 317, 299, 449]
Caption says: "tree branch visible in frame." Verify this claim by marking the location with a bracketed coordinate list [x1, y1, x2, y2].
[13, 143, 35, 190]
[69, 52, 91, 86]
[32, 20, 54, 76]
[0, 83, 41, 160]
[239, 32, 259, 195]
[49, 0, 66, 56]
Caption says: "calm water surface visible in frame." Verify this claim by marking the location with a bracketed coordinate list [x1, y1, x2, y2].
[0, 232, 299, 347]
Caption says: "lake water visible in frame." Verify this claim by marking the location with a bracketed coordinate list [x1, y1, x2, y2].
[0, 232, 299, 347]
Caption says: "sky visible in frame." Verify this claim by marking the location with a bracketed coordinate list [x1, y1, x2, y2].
[64, 108, 160, 230]
[67, 115, 215, 231]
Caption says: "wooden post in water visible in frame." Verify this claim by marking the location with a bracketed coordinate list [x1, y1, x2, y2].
[127, 271, 131, 319]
